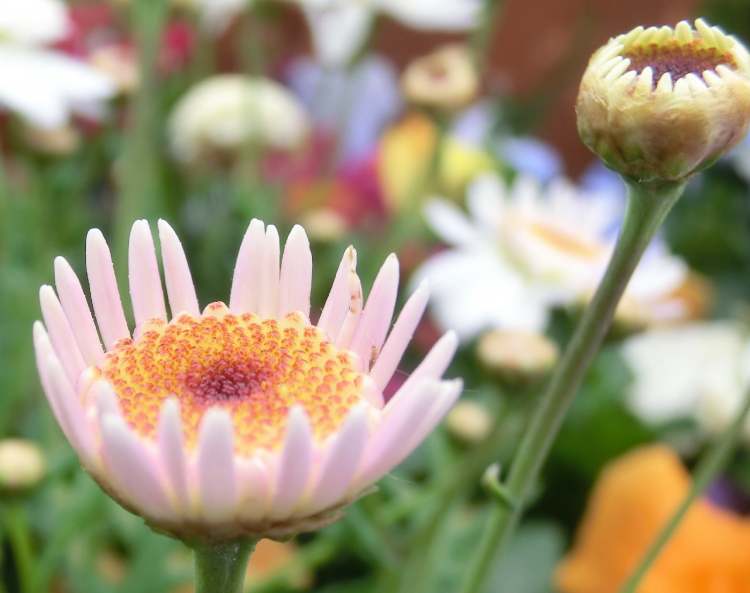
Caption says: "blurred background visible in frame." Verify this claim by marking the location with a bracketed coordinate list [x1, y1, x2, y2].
[2, 0, 750, 592]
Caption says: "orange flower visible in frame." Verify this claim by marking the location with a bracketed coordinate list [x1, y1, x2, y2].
[556, 445, 750, 593]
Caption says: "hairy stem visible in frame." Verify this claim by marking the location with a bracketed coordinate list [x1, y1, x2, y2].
[457, 178, 686, 593]
[194, 540, 257, 593]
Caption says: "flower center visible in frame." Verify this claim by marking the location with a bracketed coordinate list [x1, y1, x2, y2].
[525, 221, 604, 260]
[96, 303, 366, 455]
[623, 40, 737, 83]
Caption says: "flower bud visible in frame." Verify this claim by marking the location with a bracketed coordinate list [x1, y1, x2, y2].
[401, 44, 479, 111]
[0, 439, 46, 495]
[476, 329, 559, 386]
[446, 400, 493, 444]
[577, 19, 750, 182]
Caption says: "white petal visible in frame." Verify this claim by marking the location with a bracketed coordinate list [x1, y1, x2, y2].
[270, 407, 313, 519]
[424, 199, 479, 247]
[237, 459, 272, 523]
[54, 257, 104, 366]
[303, 4, 374, 68]
[129, 220, 167, 330]
[158, 220, 200, 318]
[197, 409, 237, 522]
[279, 225, 312, 319]
[86, 228, 130, 349]
[378, 0, 480, 30]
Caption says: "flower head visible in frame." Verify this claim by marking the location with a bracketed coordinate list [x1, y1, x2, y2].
[169, 75, 310, 165]
[34, 219, 460, 541]
[401, 44, 479, 111]
[577, 19, 750, 182]
[413, 174, 688, 340]
[0, 439, 46, 495]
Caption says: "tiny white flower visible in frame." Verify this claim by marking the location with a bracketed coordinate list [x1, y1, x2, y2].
[621, 321, 750, 441]
[0, 0, 114, 129]
[413, 174, 688, 341]
[169, 75, 310, 163]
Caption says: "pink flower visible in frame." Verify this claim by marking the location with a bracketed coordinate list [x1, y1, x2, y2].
[34, 219, 460, 540]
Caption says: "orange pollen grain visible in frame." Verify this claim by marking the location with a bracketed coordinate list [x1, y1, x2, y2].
[623, 40, 737, 85]
[97, 304, 366, 455]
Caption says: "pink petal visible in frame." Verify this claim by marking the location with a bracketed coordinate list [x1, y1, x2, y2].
[158, 398, 190, 512]
[230, 219, 265, 314]
[335, 271, 363, 349]
[197, 409, 237, 522]
[33, 323, 81, 453]
[259, 225, 280, 318]
[158, 220, 199, 318]
[86, 228, 130, 349]
[236, 459, 271, 522]
[39, 285, 87, 385]
[128, 220, 167, 330]
[92, 380, 120, 417]
[318, 246, 357, 339]
[270, 407, 313, 519]
[369, 281, 429, 391]
[389, 331, 458, 409]
[100, 413, 175, 520]
[54, 256, 104, 366]
[307, 404, 369, 514]
[356, 379, 448, 488]
[279, 225, 312, 319]
[350, 254, 400, 370]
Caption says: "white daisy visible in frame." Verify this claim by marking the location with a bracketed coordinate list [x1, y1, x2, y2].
[622, 321, 750, 441]
[0, 0, 114, 129]
[413, 174, 688, 341]
[296, 0, 481, 67]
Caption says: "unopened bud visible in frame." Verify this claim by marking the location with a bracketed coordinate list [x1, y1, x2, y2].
[476, 329, 559, 386]
[0, 439, 46, 495]
[577, 19, 750, 182]
[446, 400, 493, 444]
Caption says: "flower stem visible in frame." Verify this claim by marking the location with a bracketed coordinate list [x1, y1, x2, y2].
[3, 503, 35, 593]
[618, 385, 750, 593]
[194, 540, 257, 593]
[457, 178, 686, 593]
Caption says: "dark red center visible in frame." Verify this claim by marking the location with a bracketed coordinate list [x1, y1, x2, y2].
[623, 41, 737, 84]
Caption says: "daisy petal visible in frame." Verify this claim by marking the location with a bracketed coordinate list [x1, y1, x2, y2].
[307, 404, 369, 514]
[279, 225, 312, 318]
[350, 254, 399, 371]
[54, 256, 103, 366]
[230, 219, 265, 314]
[129, 220, 167, 330]
[158, 220, 200, 318]
[39, 285, 86, 385]
[270, 407, 313, 519]
[318, 246, 357, 339]
[158, 398, 190, 512]
[370, 281, 430, 390]
[197, 409, 237, 522]
[86, 229, 130, 349]
[100, 413, 175, 520]
[259, 225, 281, 318]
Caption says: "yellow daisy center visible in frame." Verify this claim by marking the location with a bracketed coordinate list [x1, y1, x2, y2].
[97, 303, 366, 455]
[623, 40, 737, 83]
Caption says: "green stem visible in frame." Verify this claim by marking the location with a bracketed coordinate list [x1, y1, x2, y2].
[114, 0, 169, 275]
[470, 0, 505, 74]
[4, 503, 35, 593]
[457, 178, 686, 593]
[618, 385, 750, 593]
[194, 540, 257, 593]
